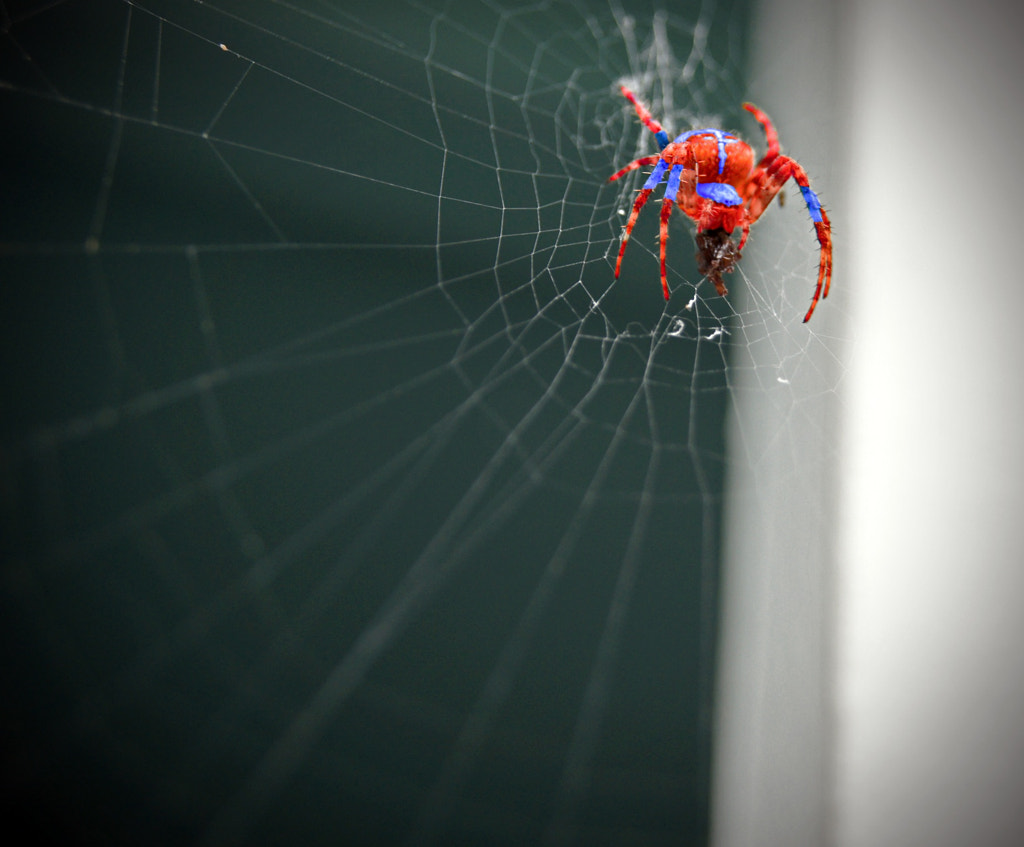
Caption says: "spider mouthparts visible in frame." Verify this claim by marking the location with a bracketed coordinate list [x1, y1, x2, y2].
[695, 229, 741, 297]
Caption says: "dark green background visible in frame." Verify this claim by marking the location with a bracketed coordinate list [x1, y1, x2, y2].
[1, 1, 751, 844]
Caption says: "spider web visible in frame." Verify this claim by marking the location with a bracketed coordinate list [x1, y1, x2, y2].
[0, 1, 842, 845]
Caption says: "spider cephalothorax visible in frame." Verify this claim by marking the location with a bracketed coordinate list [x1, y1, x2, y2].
[609, 86, 832, 322]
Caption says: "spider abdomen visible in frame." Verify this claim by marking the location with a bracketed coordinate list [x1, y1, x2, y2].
[665, 132, 754, 186]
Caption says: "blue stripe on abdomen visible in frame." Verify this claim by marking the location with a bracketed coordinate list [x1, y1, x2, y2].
[672, 129, 738, 175]
[696, 182, 742, 206]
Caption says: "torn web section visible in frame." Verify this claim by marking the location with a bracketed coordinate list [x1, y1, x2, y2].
[0, 2, 761, 846]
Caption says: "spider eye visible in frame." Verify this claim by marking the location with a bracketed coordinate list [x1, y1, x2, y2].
[696, 182, 742, 206]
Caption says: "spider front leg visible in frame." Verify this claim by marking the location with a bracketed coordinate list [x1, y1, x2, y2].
[612, 158, 672, 286]
[613, 158, 668, 279]
[620, 86, 670, 149]
[608, 155, 662, 183]
[656, 163, 685, 299]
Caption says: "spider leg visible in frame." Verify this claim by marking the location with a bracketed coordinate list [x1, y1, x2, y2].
[747, 155, 832, 322]
[743, 102, 779, 169]
[615, 188, 652, 277]
[615, 160, 669, 279]
[608, 155, 662, 183]
[782, 161, 831, 322]
[658, 164, 685, 299]
[737, 218, 751, 252]
[620, 86, 671, 149]
[803, 202, 832, 322]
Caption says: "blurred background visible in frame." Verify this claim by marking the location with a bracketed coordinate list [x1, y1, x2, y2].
[2, 1, 1022, 846]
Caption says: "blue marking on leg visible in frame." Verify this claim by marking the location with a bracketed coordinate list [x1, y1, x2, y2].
[800, 185, 824, 223]
[655, 129, 670, 150]
[714, 133, 738, 175]
[642, 159, 669, 190]
[665, 164, 683, 204]
[697, 182, 742, 206]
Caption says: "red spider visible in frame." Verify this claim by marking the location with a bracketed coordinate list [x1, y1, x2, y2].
[609, 86, 832, 322]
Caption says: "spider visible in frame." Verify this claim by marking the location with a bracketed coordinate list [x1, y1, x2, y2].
[609, 86, 832, 322]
